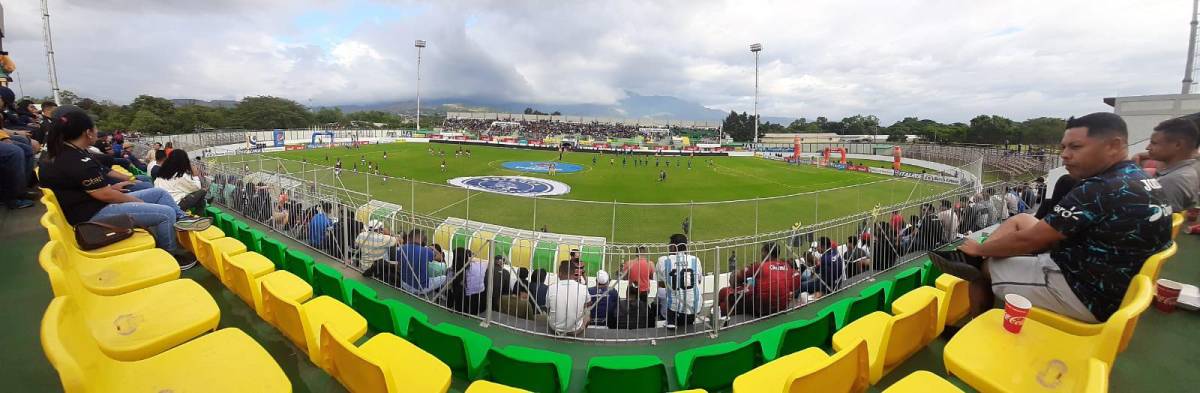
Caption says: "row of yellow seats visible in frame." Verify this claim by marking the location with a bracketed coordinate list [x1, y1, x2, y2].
[943, 242, 1179, 393]
[36, 193, 291, 392]
[192, 211, 485, 393]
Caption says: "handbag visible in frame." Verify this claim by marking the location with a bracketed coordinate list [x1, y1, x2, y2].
[74, 214, 137, 250]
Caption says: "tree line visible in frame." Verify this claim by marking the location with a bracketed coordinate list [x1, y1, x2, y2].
[46, 91, 442, 134]
[721, 110, 1068, 145]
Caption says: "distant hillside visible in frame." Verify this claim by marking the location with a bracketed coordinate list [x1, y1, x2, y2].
[171, 99, 239, 108]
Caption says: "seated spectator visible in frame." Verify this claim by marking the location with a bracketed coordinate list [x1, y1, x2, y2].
[1141, 117, 1199, 212]
[745, 242, 800, 316]
[528, 268, 550, 311]
[800, 236, 842, 298]
[620, 246, 654, 303]
[609, 284, 658, 329]
[153, 148, 207, 212]
[587, 270, 618, 326]
[489, 255, 515, 309]
[843, 235, 870, 277]
[938, 113, 1173, 323]
[270, 201, 290, 229]
[871, 221, 899, 270]
[394, 229, 446, 295]
[38, 110, 210, 269]
[36, 101, 58, 144]
[657, 233, 703, 327]
[147, 149, 167, 179]
[307, 202, 333, 249]
[1, 128, 34, 209]
[144, 142, 163, 167]
[447, 248, 488, 315]
[937, 199, 960, 243]
[545, 259, 591, 336]
[496, 284, 537, 320]
[354, 220, 398, 271]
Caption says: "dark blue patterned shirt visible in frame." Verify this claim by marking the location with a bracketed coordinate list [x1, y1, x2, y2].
[1042, 160, 1172, 321]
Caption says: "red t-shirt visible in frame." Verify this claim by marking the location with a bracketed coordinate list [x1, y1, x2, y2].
[891, 214, 904, 231]
[748, 260, 799, 311]
[623, 258, 654, 292]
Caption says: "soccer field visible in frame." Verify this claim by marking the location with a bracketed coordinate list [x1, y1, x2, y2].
[217, 143, 956, 242]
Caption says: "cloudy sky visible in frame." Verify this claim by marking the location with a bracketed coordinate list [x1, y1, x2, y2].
[0, 0, 1190, 123]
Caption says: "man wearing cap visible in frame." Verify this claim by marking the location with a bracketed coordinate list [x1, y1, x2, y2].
[354, 220, 399, 271]
[587, 270, 618, 326]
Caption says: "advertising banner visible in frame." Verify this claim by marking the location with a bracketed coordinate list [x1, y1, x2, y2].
[273, 130, 286, 147]
[285, 144, 307, 151]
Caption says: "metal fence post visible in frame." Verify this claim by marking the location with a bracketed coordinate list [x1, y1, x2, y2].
[482, 238, 494, 327]
[610, 200, 617, 242]
[710, 245, 722, 338]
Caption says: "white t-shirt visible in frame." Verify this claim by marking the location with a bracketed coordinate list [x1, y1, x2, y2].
[544, 279, 590, 333]
[656, 252, 704, 315]
[154, 174, 202, 203]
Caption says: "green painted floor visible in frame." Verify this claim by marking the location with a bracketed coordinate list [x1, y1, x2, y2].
[4, 203, 1199, 392]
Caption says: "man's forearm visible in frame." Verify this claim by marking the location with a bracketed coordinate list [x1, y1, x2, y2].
[977, 229, 1050, 258]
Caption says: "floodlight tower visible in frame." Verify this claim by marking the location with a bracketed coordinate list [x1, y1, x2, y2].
[415, 39, 426, 131]
[1183, 0, 1199, 94]
[750, 43, 762, 145]
[41, 0, 62, 104]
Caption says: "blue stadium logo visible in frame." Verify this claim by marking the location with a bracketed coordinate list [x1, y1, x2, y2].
[448, 176, 572, 196]
[501, 161, 584, 174]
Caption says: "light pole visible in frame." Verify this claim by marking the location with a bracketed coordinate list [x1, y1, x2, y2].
[750, 43, 762, 145]
[415, 39, 426, 132]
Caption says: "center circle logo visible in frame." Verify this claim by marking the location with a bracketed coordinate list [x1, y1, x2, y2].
[447, 176, 572, 197]
[501, 161, 584, 174]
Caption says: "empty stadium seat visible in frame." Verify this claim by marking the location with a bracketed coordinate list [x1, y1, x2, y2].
[824, 285, 886, 330]
[210, 237, 248, 285]
[585, 355, 669, 393]
[886, 267, 924, 307]
[284, 249, 318, 284]
[224, 252, 313, 318]
[40, 240, 221, 361]
[408, 318, 493, 380]
[510, 238, 535, 270]
[452, 227, 475, 251]
[944, 276, 1153, 392]
[532, 240, 559, 272]
[732, 340, 869, 393]
[235, 223, 265, 254]
[38, 229, 179, 297]
[320, 325, 452, 393]
[261, 277, 368, 366]
[674, 340, 763, 392]
[434, 223, 458, 250]
[579, 245, 605, 275]
[41, 297, 290, 393]
[882, 371, 962, 393]
[217, 213, 238, 236]
[313, 263, 378, 306]
[751, 311, 837, 361]
[259, 237, 289, 269]
[468, 230, 497, 260]
[466, 380, 531, 393]
[891, 274, 969, 338]
[485, 345, 573, 393]
[832, 289, 938, 384]
[349, 288, 429, 338]
[191, 230, 226, 273]
[184, 226, 225, 256]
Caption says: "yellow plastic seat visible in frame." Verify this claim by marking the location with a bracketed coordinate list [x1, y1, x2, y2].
[180, 226, 224, 254]
[733, 340, 869, 393]
[434, 223, 458, 249]
[944, 276, 1152, 393]
[320, 325, 452, 393]
[469, 230, 497, 259]
[41, 296, 291, 393]
[39, 233, 179, 297]
[41, 240, 220, 361]
[1171, 212, 1184, 240]
[510, 238, 535, 270]
[466, 380, 532, 392]
[224, 252, 291, 314]
[1026, 244, 1176, 354]
[883, 371, 963, 393]
[832, 290, 938, 384]
[192, 233, 226, 273]
[40, 210, 156, 259]
[891, 274, 969, 338]
[110, 165, 132, 176]
[261, 278, 368, 366]
[210, 237, 248, 285]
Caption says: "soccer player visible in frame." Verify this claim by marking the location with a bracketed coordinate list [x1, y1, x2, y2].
[383, 151, 388, 159]
[657, 234, 703, 327]
[440, 159, 447, 172]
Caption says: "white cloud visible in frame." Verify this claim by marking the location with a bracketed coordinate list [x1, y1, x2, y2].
[0, 0, 1191, 123]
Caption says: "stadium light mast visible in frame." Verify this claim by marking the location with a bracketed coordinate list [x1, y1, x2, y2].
[750, 43, 762, 145]
[41, 0, 62, 104]
[415, 39, 427, 131]
[1183, 0, 1199, 94]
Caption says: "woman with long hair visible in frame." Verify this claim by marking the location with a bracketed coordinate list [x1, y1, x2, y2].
[153, 148, 207, 212]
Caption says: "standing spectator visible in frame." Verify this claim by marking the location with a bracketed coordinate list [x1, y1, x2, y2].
[545, 260, 591, 335]
[937, 199, 960, 243]
[1142, 118, 1200, 211]
[152, 148, 207, 212]
[657, 233, 703, 327]
[620, 246, 655, 302]
[587, 270, 618, 326]
[354, 220, 398, 271]
[890, 210, 904, 235]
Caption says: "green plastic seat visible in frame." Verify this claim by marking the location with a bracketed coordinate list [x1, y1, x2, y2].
[824, 284, 887, 329]
[921, 259, 941, 287]
[451, 228, 474, 251]
[486, 345, 573, 393]
[217, 213, 237, 235]
[674, 340, 762, 392]
[283, 249, 316, 284]
[408, 318, 492, 380]
[531, 241, 559, 272]
[312, 263, 377, 306]
[204, 206, 222, 219]
[211, 213, 229, 234]
[580, 245, 605, 276]
[492, 235, 513, 261]
[585, 355, 668, 393]
[258, 238, 288, 269]
[888, 267, 924, 306]
[234, 225, 263, 254]
[350, 289, 429, 338]
[751, 311, 837, 361]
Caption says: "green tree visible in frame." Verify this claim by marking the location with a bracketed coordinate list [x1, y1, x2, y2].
[314, 107, 345, 124]
[129, 109, 167, 133]
[840, 115, 880, 136]
[967, 115, 1017, 144]
[1019, 117, 1067, 145]
[230, 96, 313, 129]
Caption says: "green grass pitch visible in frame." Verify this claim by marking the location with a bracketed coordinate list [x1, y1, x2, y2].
[219, 142, 953, 242]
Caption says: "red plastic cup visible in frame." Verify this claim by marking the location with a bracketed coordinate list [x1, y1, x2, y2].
[1003, 294, 1032, 334]
[1186, 208, 1199, 222]
[1155, 279, 1183, 313]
